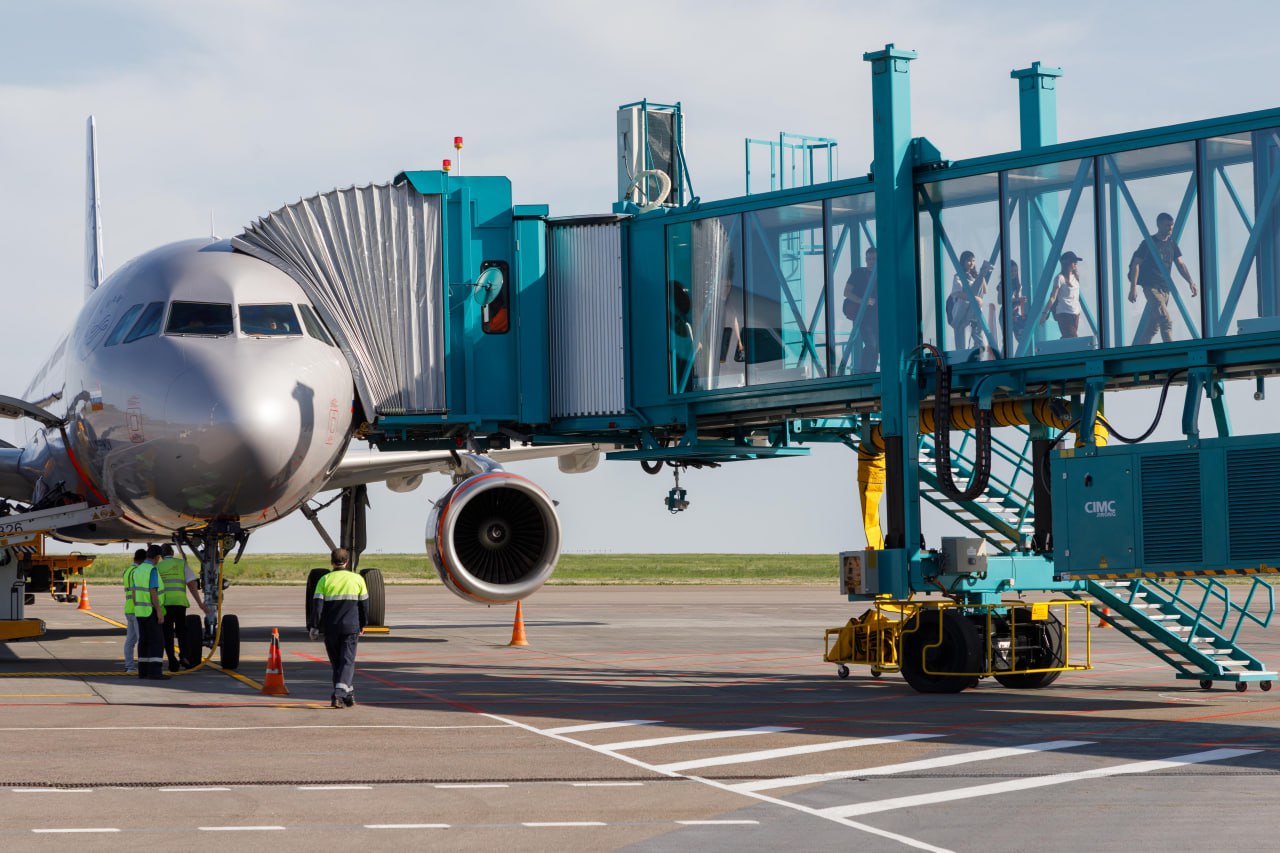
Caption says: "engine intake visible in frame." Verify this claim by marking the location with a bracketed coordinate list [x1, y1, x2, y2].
[426, 471, 561, 603]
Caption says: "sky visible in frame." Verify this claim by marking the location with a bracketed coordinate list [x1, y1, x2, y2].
[2, 1, 1279, 556]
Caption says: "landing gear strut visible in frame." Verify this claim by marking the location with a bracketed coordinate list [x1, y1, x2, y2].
[177, 521, 247, 671]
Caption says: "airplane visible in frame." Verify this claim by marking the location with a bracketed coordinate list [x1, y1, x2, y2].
[0, 117, 600, 664]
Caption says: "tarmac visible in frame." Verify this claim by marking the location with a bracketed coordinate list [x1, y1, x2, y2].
[1, 583, 1278, 851]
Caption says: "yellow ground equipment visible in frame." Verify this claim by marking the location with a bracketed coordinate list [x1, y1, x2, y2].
[826, 599, 1092, 692]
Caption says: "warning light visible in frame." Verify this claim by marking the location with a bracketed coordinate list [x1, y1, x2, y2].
[454, 136, 464, 150]
[442, 159, 452, 173]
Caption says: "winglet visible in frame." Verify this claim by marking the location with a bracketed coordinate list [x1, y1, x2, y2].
[85, 115, 103, 299]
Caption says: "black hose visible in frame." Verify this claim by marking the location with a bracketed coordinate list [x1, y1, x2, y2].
[1098, 369, 1185, 444]
[924, 345, 993, 502]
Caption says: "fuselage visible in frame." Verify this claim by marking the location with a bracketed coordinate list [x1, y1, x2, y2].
[18, 238, 355, 542]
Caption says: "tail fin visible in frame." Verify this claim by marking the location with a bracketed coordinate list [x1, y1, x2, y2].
[84, 115, 103, 299]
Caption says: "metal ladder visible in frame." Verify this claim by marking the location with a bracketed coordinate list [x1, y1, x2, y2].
[918, 425, 1036, 553]
[1076, 577, 1277, 689]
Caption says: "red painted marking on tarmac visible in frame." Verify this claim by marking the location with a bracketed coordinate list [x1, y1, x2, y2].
[1174, 703, 1280, 723]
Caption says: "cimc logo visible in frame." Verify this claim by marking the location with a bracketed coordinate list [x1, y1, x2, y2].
[1084, 500, 1117, 518]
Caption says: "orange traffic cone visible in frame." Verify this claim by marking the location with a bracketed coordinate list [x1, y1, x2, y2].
[77, 578, 92, 611]
[508, 601, 529, 647]
[1097, 606, 1111, 628]
[262, 627, 289, 695]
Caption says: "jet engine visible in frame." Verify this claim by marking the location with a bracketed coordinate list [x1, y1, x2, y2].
[426, 471, 561, 603]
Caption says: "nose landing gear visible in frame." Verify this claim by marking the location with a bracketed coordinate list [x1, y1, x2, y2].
[177, 521, 246, 671]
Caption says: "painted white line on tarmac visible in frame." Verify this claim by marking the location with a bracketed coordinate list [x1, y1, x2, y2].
[0, 724, 505, 732]
[523, 821, 608, 827]
[159, 786, 232, 792]
[199, 825, 287, 831]
[570, 781, 645, 787]
[821, 748, 1259, 818]
[657, 732, 940, 773]
[297, 784, 373, 790]
[13, 788, 91, 793]
[598, 725, 798, 751]
[738, 739, 1092, 792]
[543, 719, 660, 735]
[676, 820, 760, 826]
[32, 828, 119, 833]
[365, 823, 450, 829]
[482, 712, 951, 853]
[435, 783, 509, 789]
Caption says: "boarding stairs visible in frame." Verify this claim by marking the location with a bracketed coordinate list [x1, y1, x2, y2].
[917, 426, 1036, 553]
[1075, 577, 1277, 689]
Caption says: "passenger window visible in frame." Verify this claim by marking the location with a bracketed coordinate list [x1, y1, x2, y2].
[241, 303, 301, 336]
[298, 304, 336, 346]
[165, 301, 233, 336]
[123, 301, 166, 343]
[103, 304, 144, 347]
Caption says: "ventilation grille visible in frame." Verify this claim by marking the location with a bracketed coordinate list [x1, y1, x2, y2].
[1227, 447, 1280, 561]
[1141, 454, 1202, 564]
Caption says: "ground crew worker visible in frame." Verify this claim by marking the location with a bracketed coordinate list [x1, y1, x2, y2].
[157, 543, 206, 671]
[122, 548, 145, 674]
[129, 544, 168, 681]
[309, 548, 368, 708]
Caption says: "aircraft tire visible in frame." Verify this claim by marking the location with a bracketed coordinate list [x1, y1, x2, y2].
[220, 614, 240, 671]
[899, 609, 982, 694]
[182, 614, 204, 667]
[305, 568, 328, 631]
[360, 568, 386, 627]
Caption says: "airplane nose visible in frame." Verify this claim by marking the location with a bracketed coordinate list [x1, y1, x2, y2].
[123, 339, 351, 523]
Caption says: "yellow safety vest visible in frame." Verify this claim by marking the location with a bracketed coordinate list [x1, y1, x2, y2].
[128, 562, 161, 618]
[122, 564, 137, 616]
[156, 557, 189, 608]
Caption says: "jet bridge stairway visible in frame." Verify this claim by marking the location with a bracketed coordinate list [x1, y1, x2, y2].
[917, 426, 1035, 554]
[1072, 577, 1277, 690]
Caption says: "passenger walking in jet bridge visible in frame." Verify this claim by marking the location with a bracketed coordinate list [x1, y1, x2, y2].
[1128, 212, 1198, 344]
[946, 251, 993, 354]
[310, 548, 369, 708]
[121, 548, 144, 674]
[129, 545, 169, 681]
[1043, 251, 1085, 338]
[157, 543, 206, 672]
[843, 246, 879, 373]
[1003, 260, 1029, 348]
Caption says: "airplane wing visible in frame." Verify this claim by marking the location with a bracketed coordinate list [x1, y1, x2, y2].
[321, 444, 602, 492]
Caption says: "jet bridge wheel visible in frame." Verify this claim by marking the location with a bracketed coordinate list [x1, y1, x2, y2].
[360, 568, 386, 627]
[899, 609, 983, 694]
[304, 568, 328, 631]
[219, 614, 240, 671]
[993, 608, 1065, 689]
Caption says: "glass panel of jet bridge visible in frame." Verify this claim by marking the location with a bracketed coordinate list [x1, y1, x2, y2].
[917, 173, 1003, 362]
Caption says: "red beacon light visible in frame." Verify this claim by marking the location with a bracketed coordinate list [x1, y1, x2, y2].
[442, 159, 452, 173]
[454, 136, 464, 150]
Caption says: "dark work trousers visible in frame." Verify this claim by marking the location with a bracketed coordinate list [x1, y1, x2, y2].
[323, 631, 360, 698]
[136, 613, 165, 679]
[162, 605, 188, 671]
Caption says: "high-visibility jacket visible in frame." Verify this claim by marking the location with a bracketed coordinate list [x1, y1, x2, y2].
[122, 563, 138, 616]
[156, 557, 190, 607]
[312, 569, 369, 633]
[128, 561, 162, 619]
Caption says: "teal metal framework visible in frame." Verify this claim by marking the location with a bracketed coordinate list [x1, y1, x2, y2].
[745, 132, 839, 194]
[364, 47, 1280, 686]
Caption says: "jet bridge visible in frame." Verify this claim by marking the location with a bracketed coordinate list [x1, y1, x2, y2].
[231, 49, 1280, 693]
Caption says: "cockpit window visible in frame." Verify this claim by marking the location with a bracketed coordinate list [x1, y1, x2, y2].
[165, 301, 233, 336]
[123, 301, 166, 343]
[241, 303, 301, 336]
[104, 304, 144, 347]
[298, 304, 337, 346]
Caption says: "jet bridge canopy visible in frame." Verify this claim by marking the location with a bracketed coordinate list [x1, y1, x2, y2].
[232, 182, 446, 420]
